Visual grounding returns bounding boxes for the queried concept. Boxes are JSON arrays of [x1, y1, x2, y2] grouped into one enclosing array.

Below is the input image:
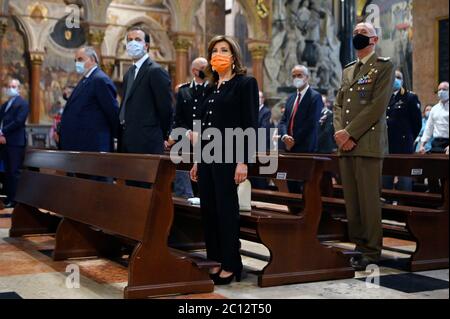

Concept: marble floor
[[0, 208, 448, 300]]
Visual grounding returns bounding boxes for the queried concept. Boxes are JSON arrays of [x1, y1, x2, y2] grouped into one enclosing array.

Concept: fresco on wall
[[365, 0, 414, 89], [1, 18, 30, 106]]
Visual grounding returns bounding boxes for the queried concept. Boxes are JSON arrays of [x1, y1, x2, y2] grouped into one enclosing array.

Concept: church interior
[[0, 0, 448, 301]]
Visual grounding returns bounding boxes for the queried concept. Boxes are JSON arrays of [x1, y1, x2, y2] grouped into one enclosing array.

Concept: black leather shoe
[[213, 270, 242, 286], [350, 256, 372, 271], [3, 202, 16, 209], [209, 270, 221, 280]]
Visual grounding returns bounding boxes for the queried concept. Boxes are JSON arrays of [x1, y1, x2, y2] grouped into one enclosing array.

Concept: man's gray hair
[[10, 78, 21, 88], [84, 46, 99, 64], [292, 65, 310, 77]]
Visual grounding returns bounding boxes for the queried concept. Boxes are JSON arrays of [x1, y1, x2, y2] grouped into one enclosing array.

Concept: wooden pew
[[253, 153, 449, 272], [9, 149, 216, 298], [172, 155, 355, 288]]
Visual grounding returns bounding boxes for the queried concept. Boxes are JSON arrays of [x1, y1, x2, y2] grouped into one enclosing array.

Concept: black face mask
[[353, 34, 373, 50], [198, 70, 206, 80]]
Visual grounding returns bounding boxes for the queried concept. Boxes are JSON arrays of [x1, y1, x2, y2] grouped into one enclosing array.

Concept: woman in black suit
[[190, 35, 259, 285]]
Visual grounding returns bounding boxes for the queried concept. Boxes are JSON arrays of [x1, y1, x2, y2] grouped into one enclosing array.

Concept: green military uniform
[[333, 52, 394, 262]]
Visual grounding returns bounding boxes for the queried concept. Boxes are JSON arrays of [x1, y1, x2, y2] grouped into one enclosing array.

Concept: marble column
[[0, 17, 7, 103], [172, 33, 194, 86], [248, 41, 269, 91], [339, 0, 356, 65], [29, 52, 44, 124], [86, 24, 106, 66]]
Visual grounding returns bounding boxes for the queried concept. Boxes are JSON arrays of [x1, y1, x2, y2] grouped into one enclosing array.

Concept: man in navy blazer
[[279, 65, 323, 153], [0, 79, 30, 208], [59, 47, 119, 153]]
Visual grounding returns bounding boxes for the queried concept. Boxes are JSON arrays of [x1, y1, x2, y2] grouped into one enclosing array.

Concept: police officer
[[174, 57, 208, 142], [172, 57, 208, 198], [383, 70, 422, 191], [334, 22, 394, 270]]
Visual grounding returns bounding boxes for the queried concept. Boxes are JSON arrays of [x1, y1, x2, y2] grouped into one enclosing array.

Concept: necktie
[[353, 61, 363, 80], [119, 65, 137, 124], [288, 93, 301, 137]]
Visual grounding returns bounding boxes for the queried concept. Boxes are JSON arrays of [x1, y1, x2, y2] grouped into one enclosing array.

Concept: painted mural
[[1, 17, 29, 105]]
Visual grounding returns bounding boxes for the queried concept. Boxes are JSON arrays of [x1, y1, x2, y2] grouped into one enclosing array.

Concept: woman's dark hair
[[205, 35, 247, 84]]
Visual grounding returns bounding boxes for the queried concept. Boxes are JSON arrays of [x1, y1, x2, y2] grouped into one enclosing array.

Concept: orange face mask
[[211, 54, 233, 73]]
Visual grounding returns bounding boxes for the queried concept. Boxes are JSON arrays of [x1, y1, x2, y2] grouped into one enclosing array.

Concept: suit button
[[193, 114, 196, 118], [194, 99, 198, 102], [387, 116, 390, 119], [346, 121, 349, 125], [208, 123, 212, 126], [193, 107, 196, 110], [372, 127, 375, 130], [350, 88, 353, 92], [347, 99, 351, 102], [346, 110, 350, 114], [209, 111, 212, 114]]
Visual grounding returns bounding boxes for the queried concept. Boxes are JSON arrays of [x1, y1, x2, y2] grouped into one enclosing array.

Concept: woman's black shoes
[[212, 270, 242, 285]]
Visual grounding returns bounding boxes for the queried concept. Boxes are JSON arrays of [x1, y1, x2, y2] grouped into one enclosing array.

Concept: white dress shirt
[[84, 65, 98, 78], [133, 53, 149, 79], [421, 100, 449, 142], [282, 85, 310, 140]]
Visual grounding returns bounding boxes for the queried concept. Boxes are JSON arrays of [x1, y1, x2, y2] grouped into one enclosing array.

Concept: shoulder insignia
[[344, 60, 357, 68], [377, 57, 391, 62]]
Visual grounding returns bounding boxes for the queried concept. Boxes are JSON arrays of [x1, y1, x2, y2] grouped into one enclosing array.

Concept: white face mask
[[6, 87, 19, 97], [438, 89, 449, 102], [293, 78, 305, 89], [126, 40, 146, 58]]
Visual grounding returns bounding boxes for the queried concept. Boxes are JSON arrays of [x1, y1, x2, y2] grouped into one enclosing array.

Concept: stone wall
[[412, 0, 449, 107]]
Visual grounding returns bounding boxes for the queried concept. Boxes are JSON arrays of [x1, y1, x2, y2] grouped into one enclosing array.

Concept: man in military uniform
[[174, 57, 208, 142], [171, 57, 208, 198], [333, 22, 395, 270], [383, 70, 422, 191]]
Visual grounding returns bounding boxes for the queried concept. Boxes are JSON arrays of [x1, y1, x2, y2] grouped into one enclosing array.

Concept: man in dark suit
[[279, 65, 323, 153], [258, 91, 272, 151], [383, 69, 422, 191], [317, 95, 337, 154], [0, 79, 29, 208], [119, 27, 173, 155], [278, 65, 323, 193], [59, 47, 119, 153]]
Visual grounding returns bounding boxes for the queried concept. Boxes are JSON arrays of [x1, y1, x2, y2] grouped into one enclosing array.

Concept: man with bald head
[[59, 46, 119, 153], [333, 22, 395, 270], [0, 79, 29, 208], [174, 57, 208, 139]]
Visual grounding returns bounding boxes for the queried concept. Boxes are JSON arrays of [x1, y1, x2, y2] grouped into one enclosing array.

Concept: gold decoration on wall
[[28, 2, 48, 23], [256, 0, 269, 19]]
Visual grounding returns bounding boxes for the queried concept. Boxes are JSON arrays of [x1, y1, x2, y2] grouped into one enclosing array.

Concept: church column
[[29, 51, 44, 124], [172, 33, 194, 86], [339, 0, 356, 65], [0, 17, 7, 102], [86, 24, 106, 66], [248, 41, 269, 91]]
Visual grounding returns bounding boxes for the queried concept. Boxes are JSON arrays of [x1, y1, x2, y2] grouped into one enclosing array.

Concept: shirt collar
[[134, 53, 149, 69], [298, 85, 310, 97], [84, 65, 98, 78], [358, 51, 375, 65], [259, 104, 265, 112]]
